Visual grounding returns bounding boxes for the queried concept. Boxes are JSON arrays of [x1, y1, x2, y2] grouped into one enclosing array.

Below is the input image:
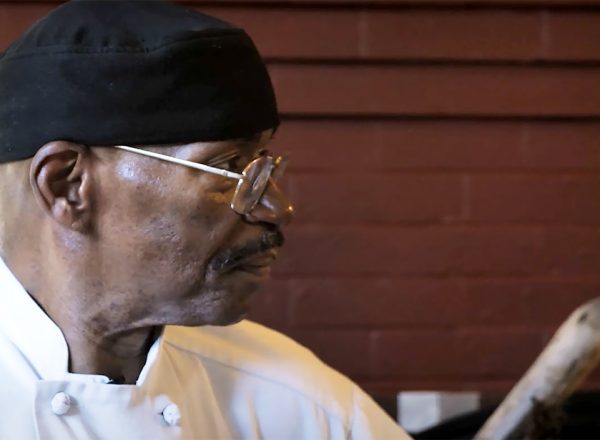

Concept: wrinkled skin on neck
[[0, 129, 292, 383]]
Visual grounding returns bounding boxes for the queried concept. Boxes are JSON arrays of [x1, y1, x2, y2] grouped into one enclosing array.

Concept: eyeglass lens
[[231, 155, 288, 214]]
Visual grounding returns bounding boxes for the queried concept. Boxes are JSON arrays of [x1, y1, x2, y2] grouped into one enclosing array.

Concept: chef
[[0, 1, 410, 438]]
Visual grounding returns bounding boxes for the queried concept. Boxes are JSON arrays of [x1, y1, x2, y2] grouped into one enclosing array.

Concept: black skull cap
[[0, 0, 279, 162]]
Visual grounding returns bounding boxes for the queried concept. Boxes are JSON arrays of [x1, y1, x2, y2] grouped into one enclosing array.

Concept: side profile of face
[[75, 128, 292, 331]]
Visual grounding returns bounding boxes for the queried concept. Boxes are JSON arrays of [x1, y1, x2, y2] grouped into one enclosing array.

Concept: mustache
[[208, 229, 285, 273]]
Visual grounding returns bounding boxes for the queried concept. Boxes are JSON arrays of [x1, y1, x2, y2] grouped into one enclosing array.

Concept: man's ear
[[29, 141, 93, 232]]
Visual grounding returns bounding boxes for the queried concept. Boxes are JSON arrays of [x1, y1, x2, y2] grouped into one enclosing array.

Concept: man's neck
[[63, 324, 161, 384], [4, 249, 160, 384]]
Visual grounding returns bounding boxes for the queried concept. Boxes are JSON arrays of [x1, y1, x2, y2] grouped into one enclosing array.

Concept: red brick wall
[[2, 0, 600, 396]]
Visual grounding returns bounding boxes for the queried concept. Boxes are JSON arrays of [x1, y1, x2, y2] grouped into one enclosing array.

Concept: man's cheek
[[206, 190, 232, 207]]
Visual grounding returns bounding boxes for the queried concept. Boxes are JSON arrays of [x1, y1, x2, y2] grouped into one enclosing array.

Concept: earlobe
[[30, 141, 93, 232]]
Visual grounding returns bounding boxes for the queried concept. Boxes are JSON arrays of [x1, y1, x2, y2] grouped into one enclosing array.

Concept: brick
[[379, 121, 600, 171], [199, 8, 544, 62], [201, 6, 360, 59], [465, 280, 600, 327], [284, 329, 373, 378], [0, 3, 54, 50], [278, 119, 600, 171], [270, 64, 600, 117], [457, 227, 600, 276], [246, 279, 290, 331], [276, 225, 465, 276], [275, 174, 294, 201], [365, 10, 541, 61], [457, 228, 545, 276], [277, 120, 381, 171], [277, 226, 600, 277], [288, 174, 464, 224], [470, 176, 600, 225], [519, 122, 600, 170], [545, 12, 600, 61], [457, 329, 548, 379], [376, 121, 526, 171], [540, 227, 600, 276], [288, 278, 465, 328], [372, 330, 463, 379]]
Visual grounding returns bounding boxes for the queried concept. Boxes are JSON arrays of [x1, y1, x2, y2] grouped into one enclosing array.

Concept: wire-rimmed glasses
[[113, 145, 288, 215]]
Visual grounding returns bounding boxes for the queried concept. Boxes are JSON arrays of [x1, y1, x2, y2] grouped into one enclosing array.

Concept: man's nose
[[243, 178, 293, 227]]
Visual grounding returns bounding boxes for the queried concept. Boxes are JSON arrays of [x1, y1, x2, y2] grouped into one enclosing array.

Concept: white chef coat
[[0, 258, 410, 440]]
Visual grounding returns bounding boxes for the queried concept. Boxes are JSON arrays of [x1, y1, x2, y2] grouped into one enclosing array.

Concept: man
[[0, 0, 410, 438]]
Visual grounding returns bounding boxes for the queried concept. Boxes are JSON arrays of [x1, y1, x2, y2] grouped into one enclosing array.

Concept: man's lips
[[208, 229, 284, 275], [235, 250, 277, 276]]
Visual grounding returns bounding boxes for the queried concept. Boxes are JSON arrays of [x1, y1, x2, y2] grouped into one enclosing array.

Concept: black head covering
[[0, 0, 279, 162]]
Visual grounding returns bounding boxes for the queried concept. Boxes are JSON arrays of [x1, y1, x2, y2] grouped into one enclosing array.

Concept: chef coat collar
[[0, 257, 158, 384]]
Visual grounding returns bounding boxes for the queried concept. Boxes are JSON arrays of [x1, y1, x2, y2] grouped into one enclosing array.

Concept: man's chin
[[211, 311, 248, 326], [214, 295, 253, 325], [175, 294, 252, 327]]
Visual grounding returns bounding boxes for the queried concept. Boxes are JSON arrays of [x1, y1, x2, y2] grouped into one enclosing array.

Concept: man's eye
[[224, 155, 242, 171], [209, 152, 242, 171]]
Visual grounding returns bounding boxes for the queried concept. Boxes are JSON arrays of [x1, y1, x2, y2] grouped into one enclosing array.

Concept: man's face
[[89, 129, 292, 329]]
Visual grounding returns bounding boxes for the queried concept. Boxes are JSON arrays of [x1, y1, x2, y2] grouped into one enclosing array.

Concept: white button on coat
[[162, 403, 181, 427], [51, 392, 71, 416]]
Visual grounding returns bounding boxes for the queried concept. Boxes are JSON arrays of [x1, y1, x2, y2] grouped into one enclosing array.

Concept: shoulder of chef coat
[[162, 320, 353, 411], [160, 320, 409, 439]]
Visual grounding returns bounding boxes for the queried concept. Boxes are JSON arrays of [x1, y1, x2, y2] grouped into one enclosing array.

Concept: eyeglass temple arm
[[113, 145, 244, 180]]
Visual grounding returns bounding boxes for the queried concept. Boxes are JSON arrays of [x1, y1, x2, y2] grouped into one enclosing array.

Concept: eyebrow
[[206, 150, 239, 166]]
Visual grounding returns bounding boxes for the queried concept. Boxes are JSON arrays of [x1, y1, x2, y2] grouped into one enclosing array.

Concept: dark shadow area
[[410, 392, 600, 440]]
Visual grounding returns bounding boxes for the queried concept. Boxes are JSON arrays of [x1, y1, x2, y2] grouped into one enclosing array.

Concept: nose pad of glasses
[[271, 154, 289, 181]]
